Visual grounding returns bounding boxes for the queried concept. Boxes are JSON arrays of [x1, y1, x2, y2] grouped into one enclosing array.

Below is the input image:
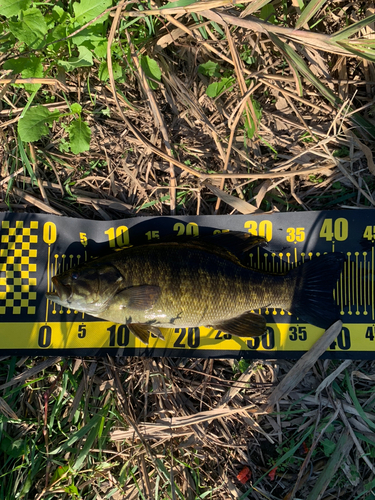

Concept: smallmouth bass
[[46, 232, 344, 345]]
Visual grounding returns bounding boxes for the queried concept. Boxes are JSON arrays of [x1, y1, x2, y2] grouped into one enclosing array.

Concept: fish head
[[46, 262, 123, 314]]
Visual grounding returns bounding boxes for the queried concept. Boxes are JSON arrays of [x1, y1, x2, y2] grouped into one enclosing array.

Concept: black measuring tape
[[0, 210, 373, 359]]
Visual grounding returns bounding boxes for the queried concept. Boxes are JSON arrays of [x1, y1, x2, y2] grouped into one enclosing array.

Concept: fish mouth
[[49, 276, 72, 303]]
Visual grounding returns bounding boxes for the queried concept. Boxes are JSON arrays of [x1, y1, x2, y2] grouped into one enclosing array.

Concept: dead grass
[[1, 0, 375, 498]]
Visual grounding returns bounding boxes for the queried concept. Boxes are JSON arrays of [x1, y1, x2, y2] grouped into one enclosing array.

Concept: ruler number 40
[[319, 218, 348, 241]]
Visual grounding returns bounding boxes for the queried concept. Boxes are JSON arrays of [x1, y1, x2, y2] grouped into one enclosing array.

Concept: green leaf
[[73, 0, 111, 26], [260, 3, 276, 24], [68, 118, 91, 154], [321, 438, 336, 457], [160, 0, 199, 8], [238, 359, 251, 373], [198, 61, 220, 77], [18, 105, 60, 142], [3, 56, 43, 91], [8, 8, 48, 49], [70, 103, 82, 115], [244, 97, 262, 140], [93, 40, 108, 58], [3, 56, 42, 76], [98, 60, 123, 82], [58, 46, 93, 70], [19, 470, 33, 497], [0, 0, 31, 18], [51, 4, 66, 22], [140, 55, 161, 90], [0, 438, 27, 457], [206, 77, 234, 98], [51, 465, 70, 483], [72, 24, 105, 47], [65, 484, 79, 495]]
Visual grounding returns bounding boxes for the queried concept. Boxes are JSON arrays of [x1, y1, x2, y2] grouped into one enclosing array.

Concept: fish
[[46, 232, 345, 345]]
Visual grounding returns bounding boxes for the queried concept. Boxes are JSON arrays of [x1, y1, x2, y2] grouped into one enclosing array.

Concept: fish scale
[[111, 245, 278, 325]]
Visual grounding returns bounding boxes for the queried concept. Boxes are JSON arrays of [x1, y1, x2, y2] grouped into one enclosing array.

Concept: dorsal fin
[[95, 231, 267, 266]]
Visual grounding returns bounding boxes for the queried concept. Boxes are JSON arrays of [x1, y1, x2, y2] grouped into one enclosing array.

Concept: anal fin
[[212, 312, 267, 338], [128, 324, 165, 344]]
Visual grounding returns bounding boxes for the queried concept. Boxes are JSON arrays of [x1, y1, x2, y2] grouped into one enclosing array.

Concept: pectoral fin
[[117, 285, 161, 310], [128, 324, 165, 344], [212, 312, 267, 338]]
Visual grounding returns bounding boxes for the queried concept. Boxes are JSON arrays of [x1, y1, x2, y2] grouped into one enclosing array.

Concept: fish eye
[[71, 271, 79, 280]]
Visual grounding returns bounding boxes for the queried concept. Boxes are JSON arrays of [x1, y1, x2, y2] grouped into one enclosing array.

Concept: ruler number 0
[[43, 222, 57, 245], [38, 326, 52, 348]]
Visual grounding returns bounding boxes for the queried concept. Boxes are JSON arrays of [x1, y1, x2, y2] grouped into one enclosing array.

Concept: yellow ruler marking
[[372, 246, 374, 321], [286, 252, 291, 270], [0, 322, 374, 353], [344, 258, 347, 309], [347, 253, 352, 316], [360, 257, 363, 309], [354, 252, 361, 316], [364, 253, 368, 316], [45, 245, 51, 323]]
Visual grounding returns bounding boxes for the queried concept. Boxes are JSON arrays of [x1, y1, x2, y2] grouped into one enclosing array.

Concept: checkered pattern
[[0, 220, 38, 315]]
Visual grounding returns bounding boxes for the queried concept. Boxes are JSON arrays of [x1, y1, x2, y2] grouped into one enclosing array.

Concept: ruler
[[0, 210, 374, 359]]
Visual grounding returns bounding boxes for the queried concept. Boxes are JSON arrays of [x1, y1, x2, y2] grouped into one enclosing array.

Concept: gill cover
[[47, 263, 124, 313]]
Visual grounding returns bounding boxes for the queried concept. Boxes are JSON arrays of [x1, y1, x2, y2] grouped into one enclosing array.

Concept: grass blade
[[49, 413, 103, 455], [336, 41, 375, 63], [240, 0, 273, 17], [268, 32, 375, 139], [295, 0, 329, 29], [330, 13, 375, 41]]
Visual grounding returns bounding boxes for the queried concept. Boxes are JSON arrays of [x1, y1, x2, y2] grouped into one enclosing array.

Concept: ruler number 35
[[286, 227, 305, 242], [289, 326, 307, 341]]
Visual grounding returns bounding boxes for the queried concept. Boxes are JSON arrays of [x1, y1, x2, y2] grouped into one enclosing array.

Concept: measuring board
[[0, 210, 374, 359]]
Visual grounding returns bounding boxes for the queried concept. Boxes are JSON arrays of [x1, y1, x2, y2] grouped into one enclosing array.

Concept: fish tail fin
[[288, 253, 344, 329]]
